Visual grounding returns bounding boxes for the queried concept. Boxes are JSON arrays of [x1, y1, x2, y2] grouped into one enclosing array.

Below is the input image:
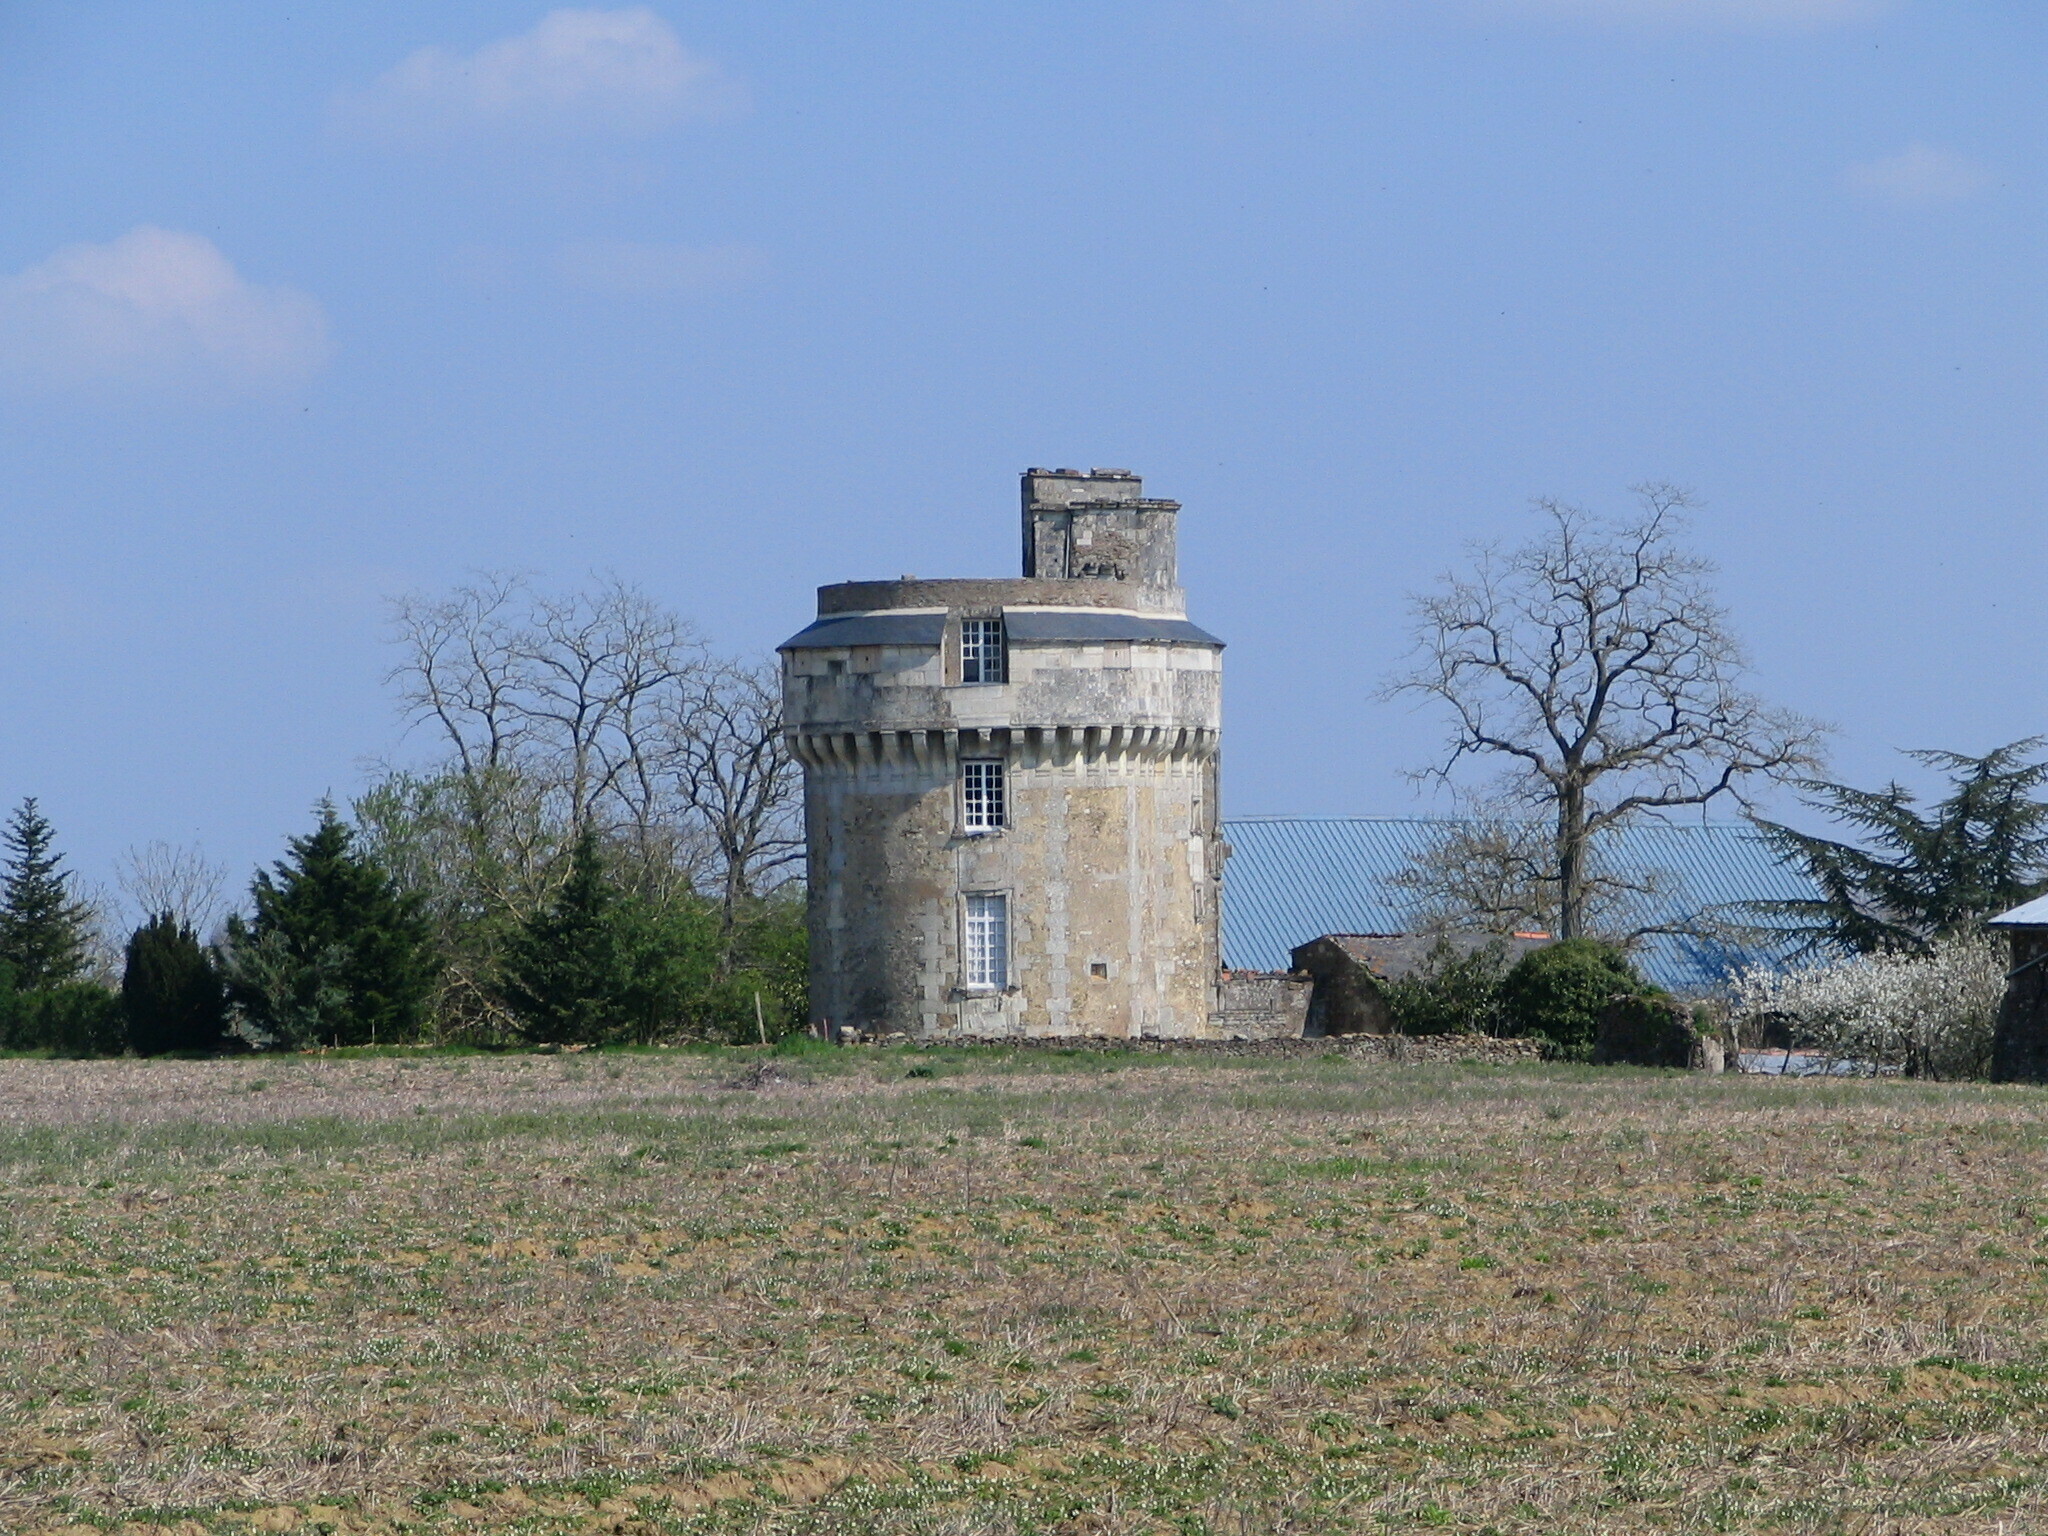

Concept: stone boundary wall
[[917, 1033, 1548, 1064], [1211, 971, 1313, 1041]]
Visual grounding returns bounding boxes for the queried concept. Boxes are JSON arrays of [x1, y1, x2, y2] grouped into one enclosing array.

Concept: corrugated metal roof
[[1989, 893, 2048, 927], [1218, 817, 1822, 993]]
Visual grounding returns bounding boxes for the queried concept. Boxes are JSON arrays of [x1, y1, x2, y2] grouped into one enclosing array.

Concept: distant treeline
[[0, 577, 808, 1056], [0, 794, 806, 1058]]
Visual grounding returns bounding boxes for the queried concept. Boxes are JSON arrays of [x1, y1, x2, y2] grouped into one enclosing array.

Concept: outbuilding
[[1988, 895, 2048, 1083], [1288, 933, 1551, 1037]]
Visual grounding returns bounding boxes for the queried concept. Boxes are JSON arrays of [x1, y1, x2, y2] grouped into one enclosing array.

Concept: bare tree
[[385, 575, 563, 912], [385, 574, 712, 899], [1391, 809, 1558, 936], [1385, 485, 1826, 939], [514, 579, 703, 837], [115, 841, 230, 939], [661, 658, 804, 930], [383, 575, 799, 921], [386, 572, 533, 780], [1389, 804, 1673, 942]]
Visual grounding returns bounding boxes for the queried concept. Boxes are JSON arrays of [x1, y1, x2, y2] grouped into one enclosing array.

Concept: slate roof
[[779, 612, 948, 650], [1219, 817, 1822, 993], [1003, 612, 1224, 647], [780, 609, 1224, 650]]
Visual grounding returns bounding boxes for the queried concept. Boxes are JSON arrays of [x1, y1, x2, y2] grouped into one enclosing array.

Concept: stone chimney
[[1020, 467, 1181, 593]]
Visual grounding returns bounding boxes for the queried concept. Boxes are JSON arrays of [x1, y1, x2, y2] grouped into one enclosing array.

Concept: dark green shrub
[[122, 913, 227, 1055], [1381, 939, 1512, 1036], [502, 833, 703, 1046], [1593, 993, 1697, 1068], [1500, 939, 1648, 1061], [0, 960, 19, 1049], [503, 832, 810, 1047], [9, 982, 126, 1056], [702, 891, 809, 1043]]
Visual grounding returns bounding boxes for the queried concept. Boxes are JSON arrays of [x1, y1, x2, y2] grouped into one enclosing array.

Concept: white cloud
[[553, 240, 763, 296], [1844, 143, 1992, 205], [335, 8, 745, 143], [0, 227, 329, 392]]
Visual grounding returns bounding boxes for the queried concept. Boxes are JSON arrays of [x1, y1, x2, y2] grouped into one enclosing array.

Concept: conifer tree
[[122, 913, 226, 1055], [223, 804, 437, 1048], [1752, 739, 2048, 955], [0, 798, 94, 990], [0, 959, 21, 1049], [501, 831, 653, 1046]]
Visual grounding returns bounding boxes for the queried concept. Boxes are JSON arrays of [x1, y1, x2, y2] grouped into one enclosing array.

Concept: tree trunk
[[1556, 783, 1587, 940]]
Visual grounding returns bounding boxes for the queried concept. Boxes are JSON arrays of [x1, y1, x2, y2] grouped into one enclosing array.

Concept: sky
[[1, 0, 2045, 907]]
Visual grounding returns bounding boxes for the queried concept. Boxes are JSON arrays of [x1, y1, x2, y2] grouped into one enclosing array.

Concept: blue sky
[[1, 0, 2043, 897]]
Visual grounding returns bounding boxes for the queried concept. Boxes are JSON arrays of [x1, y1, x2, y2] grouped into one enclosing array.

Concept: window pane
[[962, 618, 1005, 684], [962, 760, 1005, 829], [965, 893, 1008, 988]]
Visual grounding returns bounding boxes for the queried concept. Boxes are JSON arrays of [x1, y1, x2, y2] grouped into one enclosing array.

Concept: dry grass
[[3, 1048, 2047, 1534]]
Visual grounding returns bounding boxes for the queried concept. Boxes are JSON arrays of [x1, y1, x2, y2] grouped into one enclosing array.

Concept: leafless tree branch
[[1383, 485, 1828, 938], [380, 575, 801, 928]]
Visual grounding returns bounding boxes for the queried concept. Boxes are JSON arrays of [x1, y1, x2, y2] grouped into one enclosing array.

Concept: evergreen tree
[[501, 832, 660, 1045], [0, 798, 94, 990], [223, 804, 437, 1048], [0, 959, 20, 1050], [1752, 739, 2048, 956], [122, 913, 226, 1055]]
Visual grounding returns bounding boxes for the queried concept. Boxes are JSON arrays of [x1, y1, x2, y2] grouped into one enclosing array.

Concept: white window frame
[[960, 617, 1006, 685], [960, 759, 1006, 832], [962, 892, 1010, 990]]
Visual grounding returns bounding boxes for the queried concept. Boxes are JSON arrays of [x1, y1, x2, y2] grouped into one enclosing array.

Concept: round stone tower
[[780, 468, 1224, 1040]]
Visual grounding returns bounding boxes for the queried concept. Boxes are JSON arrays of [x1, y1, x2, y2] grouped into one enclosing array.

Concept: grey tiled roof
[[779, 612, 948, 650]]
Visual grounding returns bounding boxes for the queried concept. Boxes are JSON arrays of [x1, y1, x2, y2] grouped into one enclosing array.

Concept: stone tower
[[780, 468, 1224, 1039]]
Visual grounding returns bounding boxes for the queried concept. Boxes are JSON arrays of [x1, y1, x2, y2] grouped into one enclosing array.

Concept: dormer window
[[961, 618, 1006, 684]]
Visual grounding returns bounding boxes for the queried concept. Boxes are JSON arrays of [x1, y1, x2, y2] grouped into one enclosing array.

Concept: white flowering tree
[[1729, 932, 2004, 1079]]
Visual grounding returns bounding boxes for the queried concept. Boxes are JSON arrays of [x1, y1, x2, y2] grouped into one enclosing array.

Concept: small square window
[[962, 760, 1006, 831], [961, 618, 1006, 684], [964, 893, 1009, 989]]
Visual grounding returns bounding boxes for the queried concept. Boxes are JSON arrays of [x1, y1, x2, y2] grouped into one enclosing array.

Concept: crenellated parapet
[[788, 723, 1221, 775]]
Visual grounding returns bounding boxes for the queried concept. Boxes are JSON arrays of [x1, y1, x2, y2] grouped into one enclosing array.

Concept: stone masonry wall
[[919, 1033, 1550, 1064], [1212, 972, 1312, 1040], [803, 747, 1218, 1039]]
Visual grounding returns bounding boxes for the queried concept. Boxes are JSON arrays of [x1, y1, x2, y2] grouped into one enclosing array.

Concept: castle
[[779, 469, 1226, 1039]]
